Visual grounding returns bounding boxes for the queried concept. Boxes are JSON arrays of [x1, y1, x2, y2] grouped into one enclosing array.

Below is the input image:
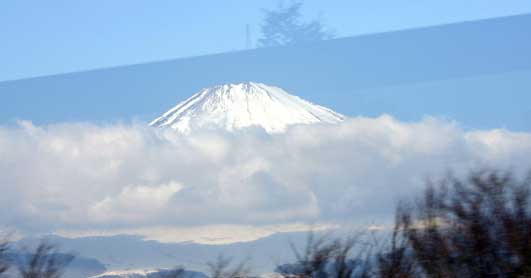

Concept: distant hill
[[3, 251, 106, 278], [18, 232, 315, 274], [92, 268, 207, 278]]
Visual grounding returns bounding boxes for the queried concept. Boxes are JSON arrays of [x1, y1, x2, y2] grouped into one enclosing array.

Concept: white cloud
[[0, 116, 530, 242], [89, 181, 182, 223]]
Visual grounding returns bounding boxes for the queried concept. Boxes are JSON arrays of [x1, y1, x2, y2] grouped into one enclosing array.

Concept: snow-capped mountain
[[91, 269, 206, 278], [150, 82, 344, 134]]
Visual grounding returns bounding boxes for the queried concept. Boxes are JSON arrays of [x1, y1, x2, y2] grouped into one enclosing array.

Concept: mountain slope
[[91, 269, 207, 278], [150, 82, 344, 133], [29, 232, 314, 274]]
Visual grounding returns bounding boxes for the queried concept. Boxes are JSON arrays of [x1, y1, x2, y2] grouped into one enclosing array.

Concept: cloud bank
[[1, 116, 531, 242]]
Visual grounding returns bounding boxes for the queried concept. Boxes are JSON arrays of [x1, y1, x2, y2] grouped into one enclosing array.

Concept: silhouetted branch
[[395, 169, 531, 277], [17, 241, 73, 278], [277, 232, 373, 278], [0, 240, 9, 277], [207, 255, 250, 278]]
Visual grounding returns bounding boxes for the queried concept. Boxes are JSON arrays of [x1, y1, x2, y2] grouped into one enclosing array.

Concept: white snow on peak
[[150, 82, 344, 134], [90, 269, 160, 278]]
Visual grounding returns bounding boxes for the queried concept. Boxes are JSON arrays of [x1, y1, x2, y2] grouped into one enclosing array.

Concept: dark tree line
[[379, 170, 531, 278], [275, 169, 531, 278]]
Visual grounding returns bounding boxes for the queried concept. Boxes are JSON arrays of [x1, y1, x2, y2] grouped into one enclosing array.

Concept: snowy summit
[[150, 82, 344, 133]]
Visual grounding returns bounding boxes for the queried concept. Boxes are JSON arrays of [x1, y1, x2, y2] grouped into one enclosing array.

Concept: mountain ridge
[[150, 82, 344, 134]]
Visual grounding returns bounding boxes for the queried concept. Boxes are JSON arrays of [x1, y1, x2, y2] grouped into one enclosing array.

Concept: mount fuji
[[150, 82, 344, 133]]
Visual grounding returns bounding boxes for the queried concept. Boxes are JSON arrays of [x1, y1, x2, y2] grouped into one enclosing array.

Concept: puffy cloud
[[0, 116, 530, 241], [89, 181, 182, 223]]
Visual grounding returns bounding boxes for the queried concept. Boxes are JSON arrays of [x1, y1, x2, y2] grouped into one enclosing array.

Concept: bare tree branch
[[17, 241, 73, 278], [207, 255, 250, 278]]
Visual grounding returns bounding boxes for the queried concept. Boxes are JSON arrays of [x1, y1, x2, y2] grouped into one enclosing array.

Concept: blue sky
[[1, 12, 530, 130], [1, 0, 531, 82]]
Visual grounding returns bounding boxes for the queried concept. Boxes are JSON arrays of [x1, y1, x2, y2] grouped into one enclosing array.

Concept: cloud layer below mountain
[[1, 115, 530, 242]]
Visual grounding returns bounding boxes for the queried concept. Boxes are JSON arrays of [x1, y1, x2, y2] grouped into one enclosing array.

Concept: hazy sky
[[1, 0, 531, 81], [1, 1, 531, 243]]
